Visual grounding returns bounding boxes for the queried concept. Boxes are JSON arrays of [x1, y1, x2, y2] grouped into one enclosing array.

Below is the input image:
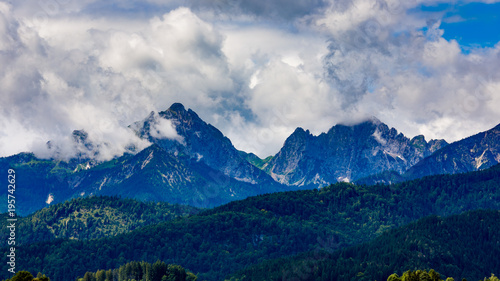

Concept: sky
[[0, 0, 500, 159]]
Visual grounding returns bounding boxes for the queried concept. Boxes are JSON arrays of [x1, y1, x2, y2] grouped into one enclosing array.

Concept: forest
[[226, 210, 500, 281], [1, 165, 500, 281], [0, 196, 199, 245]]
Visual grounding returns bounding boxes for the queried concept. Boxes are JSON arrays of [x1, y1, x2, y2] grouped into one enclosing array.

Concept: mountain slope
[[4, 165, 500, 281], [227, 210, 500, 281], [238, 151, 273, 169], [405, 123, 500, 179], [0, 196, 199, 246], [132, 103, 277, 185], [265, 118, 447, 186], [0, 143, 288, 215]]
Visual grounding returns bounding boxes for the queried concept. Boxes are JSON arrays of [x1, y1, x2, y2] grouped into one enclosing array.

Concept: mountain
[[4, 165, 500, 281], [0, 142, 288, 215], [131, 103, 276, 185], [227, 210, 500, 281], [264, 118, 448, 186], [0, 103, 291, 216], [0, 196, 199, 246], [404, 123, 500, 179]]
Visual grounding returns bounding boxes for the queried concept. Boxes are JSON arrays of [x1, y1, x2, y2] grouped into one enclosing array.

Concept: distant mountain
[[5, 164, 500, 281], [404, 123, 500, 179], [227, 209, 500, 281], [264, 118, 447, 186], [131, 103, 276, 185], [0, 196, 199, 246], [0, 104, 290, 215], [3, 102, 499, 215], [0, 143, 288, 215]]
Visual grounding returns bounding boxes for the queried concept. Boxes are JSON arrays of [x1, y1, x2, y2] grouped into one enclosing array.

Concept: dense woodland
[[227, 210, 500, 281], [0, 196, 199, 245], [1, 165, 500, 281]]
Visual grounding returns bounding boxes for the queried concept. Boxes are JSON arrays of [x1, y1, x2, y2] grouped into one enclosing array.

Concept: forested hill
[[2, 165, 500, 281], [0, 196, 199, 245], [227, 210, 500, 281]]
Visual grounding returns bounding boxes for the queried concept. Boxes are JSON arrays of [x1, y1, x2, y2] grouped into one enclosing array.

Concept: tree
[[95, 270, 105, 281], [11, 271, 34, 281], [388, 273, 401, 281], [484, 274, 499, 281], [429, 269, 441, 281], [164, 265, 187, 281]]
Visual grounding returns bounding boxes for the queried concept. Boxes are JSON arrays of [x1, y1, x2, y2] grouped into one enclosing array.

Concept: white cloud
[[1, 0, 500, 161], [148, 112, 184, 143], [0, 5, 233, 160]]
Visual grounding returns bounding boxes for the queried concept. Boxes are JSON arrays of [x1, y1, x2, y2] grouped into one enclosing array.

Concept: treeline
[[76, 261, 196, 281], [2, 271, 50, 281], [0, 196, 199, 245], [226, 210, 500, 281], [2, 166, 500, 281], [387, 270, 499, 281]]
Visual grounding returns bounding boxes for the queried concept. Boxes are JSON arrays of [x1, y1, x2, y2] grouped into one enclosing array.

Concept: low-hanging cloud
[[0, 4, 233, 160]]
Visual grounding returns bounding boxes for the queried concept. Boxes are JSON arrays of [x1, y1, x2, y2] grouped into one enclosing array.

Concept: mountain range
[[2, 102, 500, 215], [263, 118, 448, 185], [3, 164, 500, 281]]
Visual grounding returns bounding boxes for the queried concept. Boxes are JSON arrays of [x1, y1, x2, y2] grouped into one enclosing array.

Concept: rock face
[[131, 103, 276, 185], [264, 118, 448, 186], [404, 123, 500, 179]]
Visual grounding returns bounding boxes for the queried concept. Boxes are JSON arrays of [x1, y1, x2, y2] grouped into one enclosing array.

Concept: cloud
[[0, 5, 233, 160], [1, 0, 500, 160], [148, 112, 184, 143], [188, 0, 328, 21]]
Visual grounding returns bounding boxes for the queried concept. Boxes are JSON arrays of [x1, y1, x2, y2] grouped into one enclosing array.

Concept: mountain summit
[[132, 103, 276, 185], [264, 119, 448, 186], [404, 122, 500, 179]]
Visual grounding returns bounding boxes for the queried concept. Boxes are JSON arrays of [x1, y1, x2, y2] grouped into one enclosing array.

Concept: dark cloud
[[188, 0, 329, 21]]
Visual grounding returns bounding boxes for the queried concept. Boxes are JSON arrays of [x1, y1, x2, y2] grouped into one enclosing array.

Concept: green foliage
[[10, 271, 33, 281], [2, 271, 50, 281], [238, 151, 273, 170], [228, 210, 500, 281], [0, 196, 199, 245], [484, 274, 500, 281], [3, 166, 500, 281], [75, 261, 195, 281]]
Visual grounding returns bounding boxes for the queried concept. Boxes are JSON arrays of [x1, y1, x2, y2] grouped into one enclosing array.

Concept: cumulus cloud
[[1, 0, 500, 160], [0, 4, 233, 160]]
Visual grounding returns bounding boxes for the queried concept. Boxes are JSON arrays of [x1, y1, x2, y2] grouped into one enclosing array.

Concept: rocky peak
[[266, 118, 450, 186], [493, 123, 500, 131], [285, 128, 312, 144], [168, 102, 186, 113], [161, 103, 200, 122], [405, 122, 500, 179], [132, 103, 277, 185]]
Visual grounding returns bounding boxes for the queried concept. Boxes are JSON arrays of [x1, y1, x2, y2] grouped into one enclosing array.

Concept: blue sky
[[417, 2, 500, 48]]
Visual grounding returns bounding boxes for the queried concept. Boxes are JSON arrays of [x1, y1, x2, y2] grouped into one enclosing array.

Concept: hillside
[[3, 165, 500, 281], [0, 196, 199, 246], [227, 210, 500, 281]]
